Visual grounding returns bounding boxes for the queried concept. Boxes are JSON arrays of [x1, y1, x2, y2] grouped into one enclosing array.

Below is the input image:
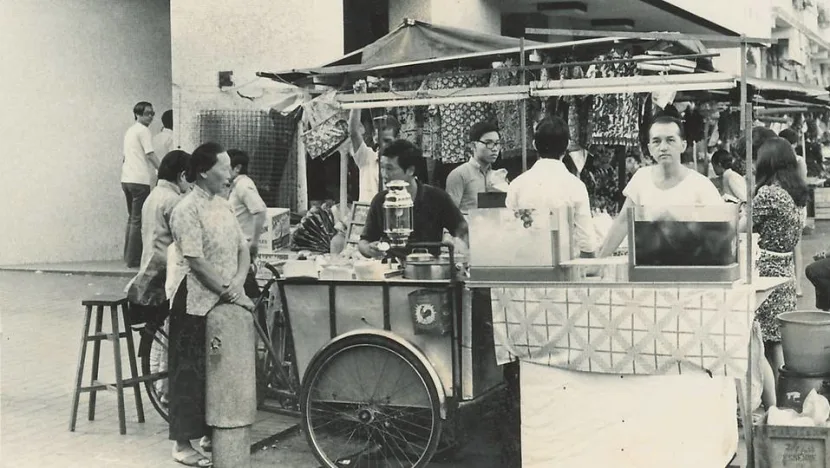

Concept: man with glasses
[[121, 101, 161, 267], [445, 121, 502, 213]]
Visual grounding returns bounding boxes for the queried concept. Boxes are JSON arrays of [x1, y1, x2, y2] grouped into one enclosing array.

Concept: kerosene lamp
[[379, 180, 414, 259]]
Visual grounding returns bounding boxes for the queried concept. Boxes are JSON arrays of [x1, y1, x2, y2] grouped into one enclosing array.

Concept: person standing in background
[[153, 111, 174, 166], [347, 109, 428, 202], [228, 149, 267, 298], [445, 121, 501, 214], [122, 101, 161, 268], [779, 128, 808, 297], [710, 149, 747, 204]]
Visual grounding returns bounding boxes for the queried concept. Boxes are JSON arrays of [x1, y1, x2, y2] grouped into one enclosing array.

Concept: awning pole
[[740, 36, 756, 468], [521, 37, 528, 173]]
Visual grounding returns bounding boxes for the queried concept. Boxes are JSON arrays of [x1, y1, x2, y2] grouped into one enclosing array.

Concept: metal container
[[778, 310, 830, 375], [776, 365, 830, 412], [404, 249, 451, 280]]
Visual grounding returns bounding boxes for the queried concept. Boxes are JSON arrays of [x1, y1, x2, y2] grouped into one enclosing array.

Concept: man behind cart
[[358, 139, 468, 259]]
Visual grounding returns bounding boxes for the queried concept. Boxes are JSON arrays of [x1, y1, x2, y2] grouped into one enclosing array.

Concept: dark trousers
[[122, 183, 151, 267], [168, 280, 210, 441], [502, 360, 522, 467], [806, 257, 830, 310]]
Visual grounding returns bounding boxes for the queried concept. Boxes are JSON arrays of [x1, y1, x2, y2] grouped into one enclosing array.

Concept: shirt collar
[[532, 158, 567, 171], [468, 157, 490, 173], [193, 184, 214, 200], [157, 179, 181, 194], [231, 174, 248, 190]]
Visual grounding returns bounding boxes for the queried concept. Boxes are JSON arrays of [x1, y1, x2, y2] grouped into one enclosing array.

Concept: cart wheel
[[300, 334, 443, 468]]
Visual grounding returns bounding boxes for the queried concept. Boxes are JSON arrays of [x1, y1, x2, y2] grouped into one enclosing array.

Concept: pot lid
[[406, 250, 450, 264]]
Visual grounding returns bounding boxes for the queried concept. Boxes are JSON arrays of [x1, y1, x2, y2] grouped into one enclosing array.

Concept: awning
[[746, 77, 829, 97]]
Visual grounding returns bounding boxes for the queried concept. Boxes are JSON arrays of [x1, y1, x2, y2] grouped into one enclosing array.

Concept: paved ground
[[3, 221, 829, 467]]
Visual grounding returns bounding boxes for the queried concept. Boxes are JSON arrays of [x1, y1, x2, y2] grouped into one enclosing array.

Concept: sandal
[[173, 448, 212, 467], [199, 436, 212, 453]]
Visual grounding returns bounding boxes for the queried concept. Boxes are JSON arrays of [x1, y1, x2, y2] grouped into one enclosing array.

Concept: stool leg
[[110, 305, 127, 435], [88, 306, 104, 421], [120, 304, 145, 423], [69, 305, 93, 431]]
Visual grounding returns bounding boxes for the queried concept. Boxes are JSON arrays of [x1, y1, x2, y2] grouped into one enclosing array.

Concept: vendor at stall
[[358, 139, 468, 259], [597, 114, 723, 257], [506, 116, 597, 257], [445, 121, 501, 213]]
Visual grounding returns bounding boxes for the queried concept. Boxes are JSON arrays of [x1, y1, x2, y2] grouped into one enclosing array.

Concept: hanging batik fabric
[[581, 146, 620, 216], [489, 59, 533, 159], [586, 50, 640, 147], [425, 70, 495, 164], [388, 78, 422, 148]]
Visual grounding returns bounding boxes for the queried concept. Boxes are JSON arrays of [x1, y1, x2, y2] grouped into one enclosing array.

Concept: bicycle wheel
[[255, 284, 299, 408], [140, 319, 169, 422], [301, 334, 442, 468]]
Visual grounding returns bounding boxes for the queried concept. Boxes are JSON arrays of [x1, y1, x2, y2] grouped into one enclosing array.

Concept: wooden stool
[[69, 294, 144, 435]]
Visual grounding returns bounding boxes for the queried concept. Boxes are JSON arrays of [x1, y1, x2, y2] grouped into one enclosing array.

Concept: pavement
[[2, 221, 829, 467]]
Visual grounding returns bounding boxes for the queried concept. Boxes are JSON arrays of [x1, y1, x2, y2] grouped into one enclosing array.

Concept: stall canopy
[[261, 18, 716, 85]]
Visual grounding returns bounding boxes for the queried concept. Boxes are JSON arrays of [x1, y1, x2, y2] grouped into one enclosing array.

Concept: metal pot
[[404, 249, 451, 280], [439, 251, 468, 280]]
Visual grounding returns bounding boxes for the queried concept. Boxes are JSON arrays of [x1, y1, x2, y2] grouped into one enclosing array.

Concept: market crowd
[[121, 92, 828, 466]]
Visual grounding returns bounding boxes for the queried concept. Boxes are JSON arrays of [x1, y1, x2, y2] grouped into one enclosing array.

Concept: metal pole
[[520, 37, 528, 173], [740, 37, 755, 468]]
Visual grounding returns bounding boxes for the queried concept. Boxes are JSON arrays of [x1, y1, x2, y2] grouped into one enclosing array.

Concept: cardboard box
[[253, 251, 296, 281], [754, 420, 830, 468], [258, 208, 291, 253]]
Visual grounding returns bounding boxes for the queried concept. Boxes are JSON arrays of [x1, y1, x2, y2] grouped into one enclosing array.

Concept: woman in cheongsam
[[748, 137, 809, 387], [168, 142, 253, 467]]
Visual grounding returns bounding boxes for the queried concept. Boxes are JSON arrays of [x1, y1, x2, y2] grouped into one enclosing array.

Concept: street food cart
[[257, 24, 790, 468]]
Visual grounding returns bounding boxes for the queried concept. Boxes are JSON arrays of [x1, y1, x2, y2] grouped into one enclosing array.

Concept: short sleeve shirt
[[121, 122, 155, 185], [623, 166, 723, 208], [361, 182, 465, 254], [445, 159, 494, 213], [229, 175, 267, 242], [170, 185, 246, 316], [351, 142, 380, 203]]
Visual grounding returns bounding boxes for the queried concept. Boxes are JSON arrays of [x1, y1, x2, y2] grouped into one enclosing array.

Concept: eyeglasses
[[143, 111, 155, 116], [476, 140, 502, 149]]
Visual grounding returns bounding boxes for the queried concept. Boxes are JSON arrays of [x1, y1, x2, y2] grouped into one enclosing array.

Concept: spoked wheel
[[301, 334, 443, 468], [255, 286, 299, 409], [140, 318, 169, 422]]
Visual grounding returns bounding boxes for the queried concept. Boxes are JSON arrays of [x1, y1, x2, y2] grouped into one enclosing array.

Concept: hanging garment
[[489, 59, 532, 159], [388, 78, 423, 148], [425, 70, 496, 164], [585, 50, 640, 148], [581, 146, 620, 216]]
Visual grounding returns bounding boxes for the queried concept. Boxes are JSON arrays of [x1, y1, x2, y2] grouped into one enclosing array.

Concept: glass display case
[[467, 207, 575, 281], [627, 204, 740, 282]]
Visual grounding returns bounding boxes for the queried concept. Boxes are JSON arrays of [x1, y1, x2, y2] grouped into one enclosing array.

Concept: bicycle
[[134, 262, 299, 422]]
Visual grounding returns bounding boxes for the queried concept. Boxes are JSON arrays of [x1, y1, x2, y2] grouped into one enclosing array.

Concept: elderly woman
[[168, 142, 253, 467]]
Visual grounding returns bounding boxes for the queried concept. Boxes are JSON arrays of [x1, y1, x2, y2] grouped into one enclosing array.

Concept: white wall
[[663, 0, 773, 37], [0, 0, 172, 265], [171, 0, 344, 152], [390, 0, 501, 34]]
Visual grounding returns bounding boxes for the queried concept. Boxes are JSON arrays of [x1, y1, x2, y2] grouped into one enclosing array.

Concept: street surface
[[2, 221, 828, 467]]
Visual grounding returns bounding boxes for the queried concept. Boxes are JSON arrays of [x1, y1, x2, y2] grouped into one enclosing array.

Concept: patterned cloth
[[753, 184, 804, 342], [585, 50, 640, 148], [489, 285, 755, 376], [170, 185, 247, 316], [489, 60, 533, 159], [425, 71, 495, 164]]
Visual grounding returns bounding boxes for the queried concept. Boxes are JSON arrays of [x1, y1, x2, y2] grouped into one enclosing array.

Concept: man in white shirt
[[153, 110, 174, 160], [710, 149, 747, 203], [506, 116, 598, 257], [228, 149, 267, 298], [122, 101, 161, 267], [347, 109, 399, 202]]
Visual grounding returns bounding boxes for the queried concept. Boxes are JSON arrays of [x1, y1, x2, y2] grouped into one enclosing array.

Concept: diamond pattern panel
[[490, 285, 756, 376]]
